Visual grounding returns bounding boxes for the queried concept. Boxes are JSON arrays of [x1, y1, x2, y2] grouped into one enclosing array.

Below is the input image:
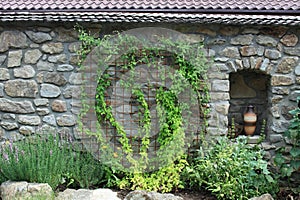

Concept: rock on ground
[[0, 181, 53, 200], [249, 193, 274, 200], [124, 190, 183, 200], [0, 181, 121, 200], [56, 188, 121, 200]]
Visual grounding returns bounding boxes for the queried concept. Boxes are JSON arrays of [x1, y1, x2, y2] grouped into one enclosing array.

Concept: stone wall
[[0, 22, 299, 159]]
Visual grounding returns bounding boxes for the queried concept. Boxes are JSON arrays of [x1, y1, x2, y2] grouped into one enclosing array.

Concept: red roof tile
[[0, 0, 299, 25], [0, 0, 299, 11]]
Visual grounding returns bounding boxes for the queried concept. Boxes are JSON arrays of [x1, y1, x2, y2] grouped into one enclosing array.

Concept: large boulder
[[0, 181, 53, 200], [124, 190, 183, 200], [55, 188, 121, 200]]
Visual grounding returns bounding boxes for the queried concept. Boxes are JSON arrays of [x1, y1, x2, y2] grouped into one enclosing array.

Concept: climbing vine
[[76, 25, 210, 191]]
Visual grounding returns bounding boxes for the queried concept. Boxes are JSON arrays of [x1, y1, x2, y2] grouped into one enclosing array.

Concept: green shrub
[[183, 137, 278, 199], [275, 96, 300, 178], [116, 156, 187, 193], [0, 134, 106, 190]]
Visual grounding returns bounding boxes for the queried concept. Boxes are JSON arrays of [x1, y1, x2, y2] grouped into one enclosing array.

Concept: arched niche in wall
[[229, 70, 270, 136]]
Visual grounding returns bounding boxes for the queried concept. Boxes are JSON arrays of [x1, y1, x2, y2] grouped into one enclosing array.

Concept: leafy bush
[[0, 134, 106, 190], [275, 96, 300, 178], [183, 137, 278, 199], [116, 156, 187, 193]]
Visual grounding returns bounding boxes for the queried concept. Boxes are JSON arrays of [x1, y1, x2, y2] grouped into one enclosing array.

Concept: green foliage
[[275, 96, 300, 178], [0, 134, 106, 190], [76, 24, 210, 192], [183, 137, 278, 199], [117, 157, 188, 193]]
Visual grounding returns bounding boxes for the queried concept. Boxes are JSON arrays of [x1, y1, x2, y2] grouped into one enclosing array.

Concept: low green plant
[[0, 134, 106, 190], [183, 137, 278, 199], [274, 96, 300, 179], [117, 156, 188, 193]]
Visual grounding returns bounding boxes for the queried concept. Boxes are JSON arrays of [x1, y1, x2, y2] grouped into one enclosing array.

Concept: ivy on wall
[[76, 25, 210, 191]]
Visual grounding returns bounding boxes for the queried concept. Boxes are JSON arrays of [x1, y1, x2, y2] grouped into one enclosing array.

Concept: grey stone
[[13, 65, 35, 78], [210, 63, 228, 72], [25, 31, 52, 43], [24, 49, 42, 64], [4, 131, 25, 141], [124, 190, 183, 200], [57, 64, 74, 72], [284, 47, 300, 56], [37, 108, 50, 116], [55, 27, 78, 42], [220, 26, 239, 36], [51, 100, 67, 112], [261, 142, 276, 150], [211, 80, 230, 92], [277, 57, 298, 74], [270, 134, 283, 143], [0, 31, 28, 52], [271, 106, 280, 118], [69, 54, 80, 65], [249, 194, 274, 200], [264, 49, 281, 60], [207, 38, 227, 45], [257, 46, 265, 56], [185, 34, 205, 43], [36, 72, 44, 83], [7, 50, 22, 67], [0, 181, 53, 200], [240, 46, 257, 56], [214, 57, 229, 62], [68, 42, 81, 53], [55, 188, 121, 200], [19, 126, 35, 135], [56, 115, 76, 127], [242, 57, 250, 69], [0, 98, 34, 113], [37, 60, 55, 71], [36, 124, 57, 135], [2, 113, 15, 120], [242, 28, 260, 34], [281, 105, 295, 120], [219, 47, 240, 58], [295, 64, 300, 75], [63, 86, 81, 99], [260, 58, 270, 72], [44, 72, 67, 86], [40, 83, 61, 98], [230, 34, 253, 45], [0, 83, 3, 97], [271, 120, 289, 134], [18, 115, 41, 126], [271, 95, 283, 104], [271, 75, 294, 86], [69, 73, 84, 85], [43, 114, 57, 126], [214, 102, 230, 115], [210, 92, 230, 101], [0, 68, 9, 80], [0, 122, 19, 130], [4, 80, 38, 98], [272, 87, 289, 95], [34, 98, 49, 106], [289, 91, 300, 102], [41, 42, 64, 54], [256, 36, 278, 47], [48, 54, 67, 63], [280, 34, 298, 47], [0, 55, 7, 65]]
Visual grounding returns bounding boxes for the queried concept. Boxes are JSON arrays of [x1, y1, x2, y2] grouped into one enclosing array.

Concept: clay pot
[[244, 105, 257, 136]]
